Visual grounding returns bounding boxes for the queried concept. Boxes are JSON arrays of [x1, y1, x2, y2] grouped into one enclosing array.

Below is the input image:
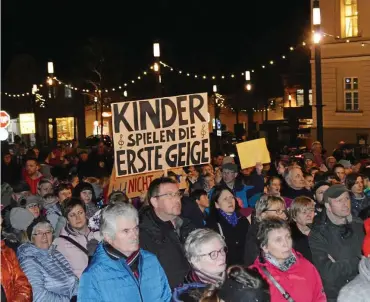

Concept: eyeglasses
[[154, 191, 183, 199], [198, 247, 228, 260], [27, 203, 39, 209], [263, 209, 287, 215], [33, 231, 52, 237]]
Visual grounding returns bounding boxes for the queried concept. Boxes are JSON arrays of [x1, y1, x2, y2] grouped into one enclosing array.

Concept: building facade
[[311, 0, 370, 152]]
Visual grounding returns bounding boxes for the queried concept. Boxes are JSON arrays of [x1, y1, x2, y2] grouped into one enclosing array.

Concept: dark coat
[[281, 186, 314, 200], [181, 197, 206, 229], [206, 210, 249, 265], [139, 206, 195, 289], [290, 222, 312, 263], [309, 212, 365, 301], [243, 221, 260, 266], [1, 160, 21, 185], [350, 193, 370, 218]]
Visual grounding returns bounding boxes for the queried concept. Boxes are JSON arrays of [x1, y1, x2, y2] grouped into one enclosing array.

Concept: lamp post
[[245, 70, 254, 140], [313, 0, 324, 144], [153, 42, 162, 96]]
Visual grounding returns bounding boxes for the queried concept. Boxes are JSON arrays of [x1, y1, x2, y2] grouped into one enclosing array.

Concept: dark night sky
[[1, 0, 311, 97]]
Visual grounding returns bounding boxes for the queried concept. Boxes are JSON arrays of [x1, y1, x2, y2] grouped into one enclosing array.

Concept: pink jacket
[[53, 226, 96, 278], [250, 251, 326, 302]]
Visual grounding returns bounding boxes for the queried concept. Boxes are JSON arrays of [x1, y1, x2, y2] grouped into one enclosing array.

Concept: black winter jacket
[[139, 206, 195, 289], [309, 213, 364, 301], [290, 222, 312, 263], [243, 221, 260, 266], [206, 211, 249, 266]]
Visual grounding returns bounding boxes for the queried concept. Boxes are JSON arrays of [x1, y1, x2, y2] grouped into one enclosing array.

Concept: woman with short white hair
[[17, 221, 79, 301], [172, 228, 227, 301]]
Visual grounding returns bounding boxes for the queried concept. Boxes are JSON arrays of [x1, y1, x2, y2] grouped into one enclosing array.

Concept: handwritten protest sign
[[236, 138, 271, 169], [108, 167, 188, 198], [111, 93, 210, 177]]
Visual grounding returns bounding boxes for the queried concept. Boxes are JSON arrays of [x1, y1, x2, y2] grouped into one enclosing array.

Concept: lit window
[[308, 89, 313, 106], [343, 0, 358, 38], [65, 86, 72, 98], [56, 117, 75, 141], [344, 77, 359, 111], [296, 89, 304, 107]]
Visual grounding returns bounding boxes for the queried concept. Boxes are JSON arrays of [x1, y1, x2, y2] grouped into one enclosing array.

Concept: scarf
[[219, 209, 238, 227], [188, 268, 225, 287], [264, 252, 297, 272], [104, 243, 140, 279]]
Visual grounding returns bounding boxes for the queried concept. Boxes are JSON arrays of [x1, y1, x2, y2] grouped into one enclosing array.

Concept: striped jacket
[[17, 242, 78, 302]]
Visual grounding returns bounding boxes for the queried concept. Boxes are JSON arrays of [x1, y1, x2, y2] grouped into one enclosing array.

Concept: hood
[[17, 242, 53, 261], [359, 257, 370, 281]]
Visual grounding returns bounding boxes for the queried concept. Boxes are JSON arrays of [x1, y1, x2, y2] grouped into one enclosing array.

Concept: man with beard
[[309, 185, 364, 302], [78, 202, 171, 301], [139, 177, 195, 288]]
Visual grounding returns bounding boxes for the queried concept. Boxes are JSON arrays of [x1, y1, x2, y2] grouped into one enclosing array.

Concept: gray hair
[[284, 167, 302, 185], [184, 228, 225, 262], [100, 203, 138, 241], [255, 195, 285, 221], [31, 221, 53, 243], [31, 221, 53, 235]]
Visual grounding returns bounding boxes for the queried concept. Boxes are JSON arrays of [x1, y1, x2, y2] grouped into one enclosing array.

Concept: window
[[309, 89, 313, 106], [65, 86, 72, 98], [56, 117, 75, 141], [344, 77, 359, 111], [296, 89, 304, 107], [343, 0, 358, 37]]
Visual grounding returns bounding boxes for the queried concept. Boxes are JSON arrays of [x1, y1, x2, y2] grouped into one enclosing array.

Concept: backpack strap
[[59, 235, 88, 256], [217, 223, 225, 239], [260, 266, 295, 302]]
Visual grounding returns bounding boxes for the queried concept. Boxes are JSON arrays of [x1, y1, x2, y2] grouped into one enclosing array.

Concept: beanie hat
[[222, 163, 238, 173], [10, 207, 35, 231], [20, 195, 43, 208], [222, 156, 235, 165], [12, 181, 31, 194]]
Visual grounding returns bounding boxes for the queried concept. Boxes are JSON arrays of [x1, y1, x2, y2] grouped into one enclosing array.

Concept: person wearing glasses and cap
[[139, 177, 196, 289], [172, 228, 227, 301], [309, 184, 365, 302]]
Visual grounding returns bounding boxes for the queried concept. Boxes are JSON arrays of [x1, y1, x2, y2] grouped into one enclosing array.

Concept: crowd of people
[[1, 138, 370, 302]]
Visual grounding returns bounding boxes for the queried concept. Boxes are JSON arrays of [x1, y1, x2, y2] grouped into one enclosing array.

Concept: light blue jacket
[[17, 242, 78, 302], [78, 243, 171, 302]]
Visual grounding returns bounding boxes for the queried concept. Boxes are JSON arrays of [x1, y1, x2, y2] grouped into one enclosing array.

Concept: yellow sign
[[19, 113, 36, 134], [236, 138, 271, 169], [108, 167, 187, 198]]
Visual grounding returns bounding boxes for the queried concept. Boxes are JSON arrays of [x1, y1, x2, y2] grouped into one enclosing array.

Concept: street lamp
[[313, 0, 324, 144], [153, 42, 162, 96]]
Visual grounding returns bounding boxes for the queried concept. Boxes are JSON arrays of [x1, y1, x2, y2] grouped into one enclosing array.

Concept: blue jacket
[[17, 242, 78, 302], [208, 182, 254, 208], [78, 243, 171, 302]]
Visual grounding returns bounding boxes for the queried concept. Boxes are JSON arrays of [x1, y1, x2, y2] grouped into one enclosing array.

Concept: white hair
[[184, 228, 225, 261], [31, 221, 53, 236], [100, 203, 138, 241], [284, 167, 302, 186]]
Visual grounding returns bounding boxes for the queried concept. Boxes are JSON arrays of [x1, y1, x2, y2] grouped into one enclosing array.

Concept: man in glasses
[[139, 177, 196, 288], [309, 184, 365, 302]]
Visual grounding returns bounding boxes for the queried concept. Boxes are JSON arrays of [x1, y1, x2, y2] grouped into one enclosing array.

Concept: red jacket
[[250, 250, 326, 302], [0, 241, 32, 301], [23, 170, 43, 195], [363, 218, 370, 256]]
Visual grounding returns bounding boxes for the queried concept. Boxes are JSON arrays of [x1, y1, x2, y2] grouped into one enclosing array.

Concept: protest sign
[[236, 138, 271, 169], [108, 167, 188, 198], [111, 93, 210, 177]]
